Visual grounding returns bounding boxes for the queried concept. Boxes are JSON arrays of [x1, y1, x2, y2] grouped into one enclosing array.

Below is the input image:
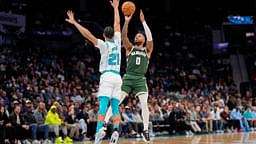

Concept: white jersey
[[95, 32, 121, 74]]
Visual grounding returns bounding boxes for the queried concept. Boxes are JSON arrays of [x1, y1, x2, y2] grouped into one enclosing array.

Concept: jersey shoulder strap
[[127, 46, 135, 56], [142, 47, 150, 58]]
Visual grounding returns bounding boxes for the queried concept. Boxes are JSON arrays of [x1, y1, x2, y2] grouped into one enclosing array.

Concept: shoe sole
[[110, 132, 119, 144], [94, 131, 106, 144], [142, 134, 150, 144]]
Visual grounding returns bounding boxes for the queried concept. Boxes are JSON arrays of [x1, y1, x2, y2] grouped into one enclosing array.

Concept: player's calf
[[95, 96, 110, 144], [110, 98, 121, 144]]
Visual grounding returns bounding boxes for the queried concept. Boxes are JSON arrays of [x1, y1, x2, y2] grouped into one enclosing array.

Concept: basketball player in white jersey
[[65, 0, 121, 144]]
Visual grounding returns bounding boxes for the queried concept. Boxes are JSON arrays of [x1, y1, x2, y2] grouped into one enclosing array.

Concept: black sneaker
[[142, 130, 150, 143]]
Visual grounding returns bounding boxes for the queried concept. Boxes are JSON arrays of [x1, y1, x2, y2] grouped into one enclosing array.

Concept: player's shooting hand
[[140, 10, 145, 23], [110, 0, 119, 9], [65, 10, 76, 25], [125, 14, 133, 22]]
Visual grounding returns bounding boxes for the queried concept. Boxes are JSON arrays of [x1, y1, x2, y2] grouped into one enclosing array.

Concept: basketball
[[121, 1, 136, 16]]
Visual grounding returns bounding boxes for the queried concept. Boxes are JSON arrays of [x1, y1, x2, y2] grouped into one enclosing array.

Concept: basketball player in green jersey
[[105, 10, 153, 143]]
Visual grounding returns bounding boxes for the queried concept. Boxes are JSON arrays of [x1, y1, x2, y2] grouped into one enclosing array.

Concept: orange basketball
[[121, 1, 136, 16]]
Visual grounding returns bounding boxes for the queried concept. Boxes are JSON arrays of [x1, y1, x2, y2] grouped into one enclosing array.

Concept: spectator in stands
[[196, 105, 206, 132], [65, 105, 80, 140], [188, 106, 201, 133], [122, 106, 138, 136], [230, 108, 250, 132], [200, 106, 210, 132], [251, 108, 256, 130], [206, 107, 214, 133], [243, 107, 254, 131], [22, 99, 39, 143], [45, 105, 71, 144], [132, 108, 144, 134], [9, 105, 30, 143], [87, 103, 98, 138], [33, 102, 50, 143], [77, 104, 89, 139], [212, 106, 223, 133], [174, 104, 192, 135], [149, 106, 163, 122], [0, 104, 8, 143], [0, 90, 9, 107], [161, 103, 170, 121], [168, 103, 176, 135], [220, 106, 232, 132]]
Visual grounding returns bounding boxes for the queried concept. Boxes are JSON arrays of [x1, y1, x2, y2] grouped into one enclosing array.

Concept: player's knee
[[138, 93, 149, 108], [98, 96, 110, 115], [111, 98, 120, 115], [138, 92, 148, 102]]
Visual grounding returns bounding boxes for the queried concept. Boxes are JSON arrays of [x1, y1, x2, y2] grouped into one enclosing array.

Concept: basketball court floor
[[83, 132, 256, 144]]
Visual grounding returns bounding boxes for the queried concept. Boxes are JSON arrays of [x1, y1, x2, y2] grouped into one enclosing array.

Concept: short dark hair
[[138, 31, 146, 40], [104, 26, 114, 39]]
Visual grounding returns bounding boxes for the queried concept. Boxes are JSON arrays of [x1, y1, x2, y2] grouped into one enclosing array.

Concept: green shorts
[[121, 74, 148, 95]]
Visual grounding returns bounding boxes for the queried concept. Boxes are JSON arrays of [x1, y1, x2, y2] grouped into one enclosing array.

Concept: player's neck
[[105, 38, 113, 42], [135, 44, 144, 48]]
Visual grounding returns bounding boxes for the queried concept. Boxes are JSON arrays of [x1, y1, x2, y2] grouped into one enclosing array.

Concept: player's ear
[[103, 33, 106, 39]]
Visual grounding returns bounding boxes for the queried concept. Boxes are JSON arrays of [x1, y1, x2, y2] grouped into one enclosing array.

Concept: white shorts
[[97, 72, 122, 100]]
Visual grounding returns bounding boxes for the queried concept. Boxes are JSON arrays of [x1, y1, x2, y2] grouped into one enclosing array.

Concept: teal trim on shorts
[[98, 96, 110, 99], [101, 70, 120, 75], [111, 97, 120, 102]]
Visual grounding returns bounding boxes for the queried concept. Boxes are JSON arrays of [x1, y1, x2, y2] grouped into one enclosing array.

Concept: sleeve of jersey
[[95, 39, 105, 52], [114, 32, 121, 46]]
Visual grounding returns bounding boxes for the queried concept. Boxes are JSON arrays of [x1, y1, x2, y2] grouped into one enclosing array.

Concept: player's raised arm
[[65, 10, 98, 46], [140, 10, 153, 57], [110, 0, 120, 32], [122, 15, 133, 54]]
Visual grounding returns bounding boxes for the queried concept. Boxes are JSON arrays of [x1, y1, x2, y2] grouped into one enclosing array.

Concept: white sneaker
[[94, 127, 106, 144], [150, 133, 156, 137], [43, 139, 52, 144], [185, 131, 189, 135], [32, 140, 40, 144], [83, 136, 90, 141], [189, 130, 194, 135], [4, 139, 10, 144], [109, 131, 119, 144], [23, 139, 32, 144], [136, 134, 140, 138]]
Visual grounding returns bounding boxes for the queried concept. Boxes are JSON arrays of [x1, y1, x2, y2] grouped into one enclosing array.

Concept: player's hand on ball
[[140, 10, 145, 23], [125, 14, 133, 22], [110, 0, 119, 9], [65, 10, 76, 25]]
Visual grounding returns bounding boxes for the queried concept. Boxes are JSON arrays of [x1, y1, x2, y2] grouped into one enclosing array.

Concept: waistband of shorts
[[125, 73, 145, 78], [101, 70, 120, 75]]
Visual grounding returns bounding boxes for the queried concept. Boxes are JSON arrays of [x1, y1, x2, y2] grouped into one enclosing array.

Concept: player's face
[[134, 33, 145, 46]]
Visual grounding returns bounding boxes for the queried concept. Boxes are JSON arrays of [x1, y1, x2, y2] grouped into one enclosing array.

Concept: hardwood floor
[[83, 132, 256, 144]]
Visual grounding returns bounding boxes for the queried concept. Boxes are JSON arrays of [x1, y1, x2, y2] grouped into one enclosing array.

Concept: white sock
[[104, 91, 128, 123], [138, 93, 149, 131]]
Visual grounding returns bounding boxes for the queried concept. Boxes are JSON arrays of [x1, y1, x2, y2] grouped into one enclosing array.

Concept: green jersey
[[126, 47, 149, 76]]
